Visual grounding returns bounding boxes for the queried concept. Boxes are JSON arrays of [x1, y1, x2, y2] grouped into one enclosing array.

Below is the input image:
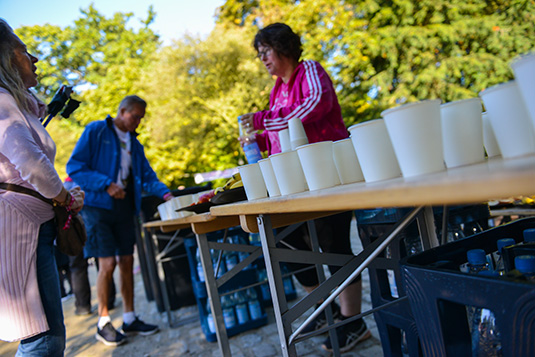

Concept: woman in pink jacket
[[240, 23, 371, 353], [0, 18, 84, 355]]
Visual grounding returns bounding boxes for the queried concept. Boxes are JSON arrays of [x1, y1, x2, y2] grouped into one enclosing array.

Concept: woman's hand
[[240, 113, 255, 134], [69, 186, 84, 213]]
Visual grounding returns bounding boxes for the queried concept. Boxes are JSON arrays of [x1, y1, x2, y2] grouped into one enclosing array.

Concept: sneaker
[[301, 302, 341, 334], [321, 319, 372, 353], [121, 317, 159, 336], [96, 322, 126, 346]]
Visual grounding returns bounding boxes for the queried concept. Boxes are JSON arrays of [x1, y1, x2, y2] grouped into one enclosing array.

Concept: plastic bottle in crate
[[494, 238, 515, 275], [205, 298, 216, 334], [224, 250, 239, 272], [523, 228, 535, 243], [249, 232, 261, 245], [257, 268, 271, 301], [246, 288, 263, 320], [221, 294, 237, 329], [466, 249, 502, 357], [514, 255, 535, 282], [234, 291, 250, 325], [196, 248, 205, 282]]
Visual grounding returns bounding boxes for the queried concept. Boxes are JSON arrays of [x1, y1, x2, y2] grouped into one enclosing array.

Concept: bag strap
[[0, 183, 53, 205]]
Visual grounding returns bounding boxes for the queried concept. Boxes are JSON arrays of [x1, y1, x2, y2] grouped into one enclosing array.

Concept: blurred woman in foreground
[[0, 18, 83, 356]]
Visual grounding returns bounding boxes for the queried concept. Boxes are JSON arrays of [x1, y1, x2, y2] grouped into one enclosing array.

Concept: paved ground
[[0, 219, 384, 356]]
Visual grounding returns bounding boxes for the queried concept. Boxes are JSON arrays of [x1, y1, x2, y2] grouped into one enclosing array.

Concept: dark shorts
[[82, 197, 136, 258]]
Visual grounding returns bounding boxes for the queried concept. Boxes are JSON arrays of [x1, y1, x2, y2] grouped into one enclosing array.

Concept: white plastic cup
[[278, 129, 291, 153], [511, 52, 535, 130], [170, 195, 194, 218], [381, 99, 446, 177], [269, 150, 308, 195], [258, 158, 281, 197], [332, 138, 364, 184], [288, 117, 309, 150], [440, 98, 486, 168], [479, 81, 535, 158], [157, 202, 169, 220], [238, 163, 268, 200], [481, 112, 501, 158], [348, 119, 402, 182], [296, 141, 340, 191]]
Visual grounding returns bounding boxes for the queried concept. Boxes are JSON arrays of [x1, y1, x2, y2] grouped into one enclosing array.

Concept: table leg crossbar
[[257, 206, 425, 357]]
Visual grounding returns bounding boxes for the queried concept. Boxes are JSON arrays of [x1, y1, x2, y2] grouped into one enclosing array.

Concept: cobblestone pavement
[[0, 219, 384, 356]]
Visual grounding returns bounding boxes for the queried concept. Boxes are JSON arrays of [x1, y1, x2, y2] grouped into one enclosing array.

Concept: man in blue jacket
[[67, 95, 173, 346]]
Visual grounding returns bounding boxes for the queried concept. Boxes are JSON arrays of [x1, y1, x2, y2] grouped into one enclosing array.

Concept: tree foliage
[[12, 1, 535, 187]]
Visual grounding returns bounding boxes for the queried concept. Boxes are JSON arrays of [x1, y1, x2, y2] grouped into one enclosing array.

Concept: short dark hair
[[253, 23, 302, 62], [119, 95, 147, 112]]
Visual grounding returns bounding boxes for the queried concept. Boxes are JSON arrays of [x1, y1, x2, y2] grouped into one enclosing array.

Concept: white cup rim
[[269, 151, 294, 159], [333, 138, 351, 145], [348, 118, 383, 131], [440, 97, 481, 108], [478, 80, 515, 97], [381, 99, 442, 117], [295, 141, 333, 151], [510, 52, 535, 69]]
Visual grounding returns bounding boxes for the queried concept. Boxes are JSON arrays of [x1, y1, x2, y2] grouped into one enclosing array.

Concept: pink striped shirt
[[0, 88, 63, 341], [252, 60, 348, 155]]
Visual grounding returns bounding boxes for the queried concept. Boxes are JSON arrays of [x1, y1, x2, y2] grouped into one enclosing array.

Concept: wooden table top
[[210, 154, 535, 216]]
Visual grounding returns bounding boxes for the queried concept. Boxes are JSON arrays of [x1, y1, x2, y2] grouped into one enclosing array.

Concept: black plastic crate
[[401, 217, 535, 357]]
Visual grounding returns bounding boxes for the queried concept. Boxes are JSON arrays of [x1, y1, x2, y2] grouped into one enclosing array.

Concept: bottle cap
[[497, 238, 516, 252], [515, 255, 535, 274], [524, 228, 535, 243], [467, 249, 487, 265]]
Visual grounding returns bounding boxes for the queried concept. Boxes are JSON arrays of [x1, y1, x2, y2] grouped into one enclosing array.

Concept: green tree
[[15, 5, 160, 180], [138, 25, 272, 187], [217, 0, 535, 126]]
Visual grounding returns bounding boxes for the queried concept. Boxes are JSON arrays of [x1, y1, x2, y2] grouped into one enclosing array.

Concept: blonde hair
[[0, 18, 33, 113]]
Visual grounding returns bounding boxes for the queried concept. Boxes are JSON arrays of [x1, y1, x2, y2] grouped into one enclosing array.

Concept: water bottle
[[281, 265, 295, 295], [196, 248, 205, 282], [234, 291, 250, 325], [514, 255, 535, 282], [246, 288, 263, 320], [523, 228, 535, 243], [224, 249, 239, 272], [257, 268, 271, 301], [211, 249, 226, 278], [238, 116, 263, 163], [221, 294, 237, 329], [205, 298, 216, 334], [494, 238, 515, 275], [385, 245, 399, 298], [466, 249, 502, 357], [249, 232, 261, 245]]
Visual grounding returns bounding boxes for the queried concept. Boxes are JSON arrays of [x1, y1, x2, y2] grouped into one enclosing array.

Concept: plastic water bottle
[[257, 268, 271, 301], [205, 298, 216, 334], [196, 248, 205, 282], [514, 255, 535, 282], [224, 250, 239, 272], [221, 294, 237, 329], [246, 288, 263, 320], [249, 232, 261, 245], [523, 228, 535, 243], [238, 116, 262, 163], [385, 245, 399, 298], [234, 291, 250, 325], [494, 238, 515, 275], [466, 249, 502, 357]]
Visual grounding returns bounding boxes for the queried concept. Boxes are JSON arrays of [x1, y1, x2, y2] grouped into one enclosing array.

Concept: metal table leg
[[257, 215, 297, 357], [195, 232, 231, 356]]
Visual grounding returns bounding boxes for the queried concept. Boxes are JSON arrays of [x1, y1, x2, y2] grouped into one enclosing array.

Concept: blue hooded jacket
[[66, 116, 169, 214]]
